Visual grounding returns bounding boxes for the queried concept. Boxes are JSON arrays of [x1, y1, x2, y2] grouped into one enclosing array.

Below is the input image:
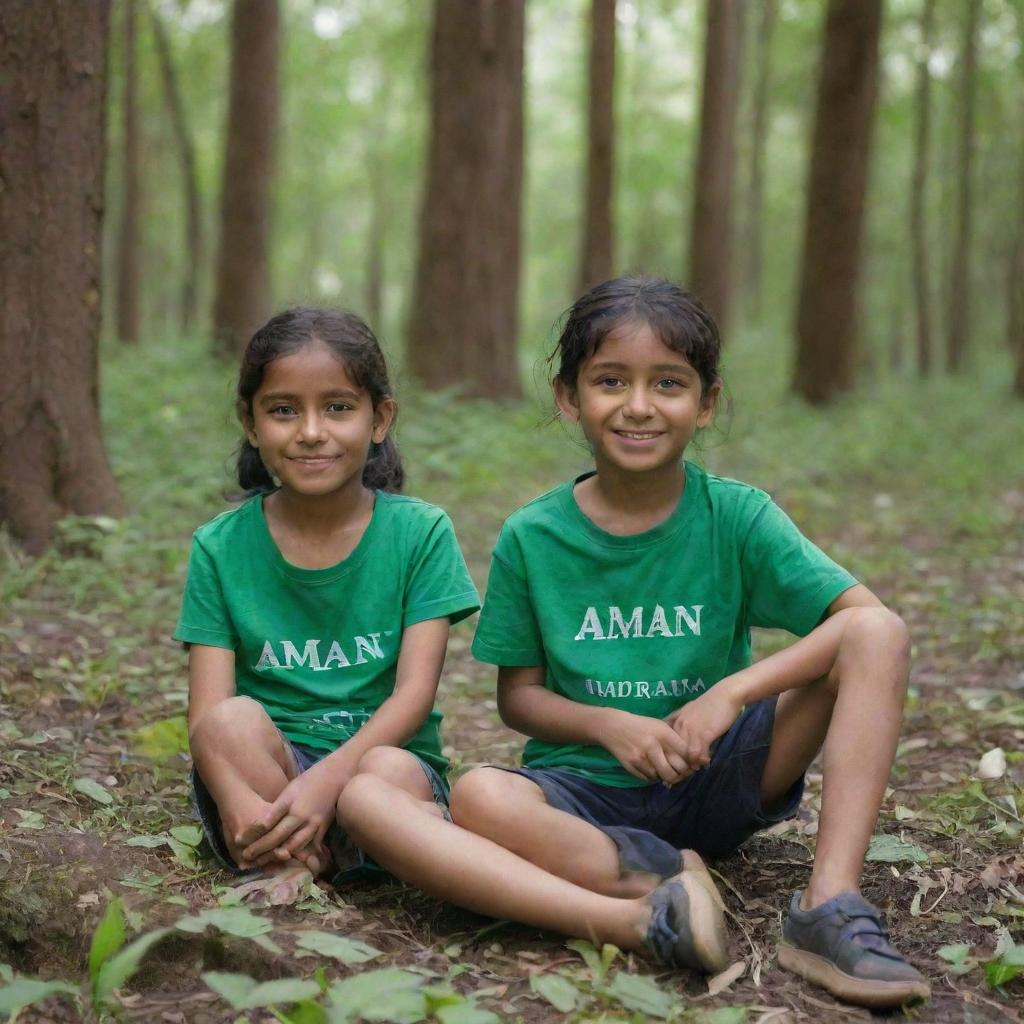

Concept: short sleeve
[[402, 512, 480, 628], [174, 536, 238, 649], [471, 524, 545, 666], [741, 500, 857, 636]]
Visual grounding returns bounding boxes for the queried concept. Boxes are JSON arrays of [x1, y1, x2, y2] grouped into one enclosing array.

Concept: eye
[[269, 404, 296, 416], [656, 378, 684, 390], [596, 375, 624, 388], [327, 401, 353, 413]]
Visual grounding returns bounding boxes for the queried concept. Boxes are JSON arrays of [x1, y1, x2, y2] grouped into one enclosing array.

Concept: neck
[[266, 482, 374, 536], [576, 460, 686, 534]]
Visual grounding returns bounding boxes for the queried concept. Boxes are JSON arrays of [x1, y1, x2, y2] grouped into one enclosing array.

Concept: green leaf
[[93, 928, 171, 1008], [14, 809, 44, 829], [530, 973, 581, 1012], [704, 1009, 749, 1024], [177, 907, 272, 938], [293, 930, 382, 964], [203, 972, 321, 1009], [0, 977, 79, 1015], [169, 824, 203, 847], [126, 834, 168, 848], [566, 938, 604, 978], [132, 716, 189, 760], [73, 777, 114, 805], [436, 1004, 500, 1024], [865, 834, 929, 864], [985, 959, 1023, 988], [166, 836, 199, 868], [88, 897, 126, 981], [937, 943, 972, 965], [326, 968, 427, 1023], [603, 972, 675, 1019], [274, 1000, 329, 1024]]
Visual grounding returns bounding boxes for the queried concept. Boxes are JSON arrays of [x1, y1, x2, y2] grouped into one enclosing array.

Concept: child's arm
[[239, 617, 450, 868], [670, 597, 882, 769], [499, 665, 693, 785], [187, 644, 237, 736]]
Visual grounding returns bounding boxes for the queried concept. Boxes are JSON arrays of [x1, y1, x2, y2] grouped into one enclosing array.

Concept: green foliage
[[0, 976, 79, 1017], [292, 931, 382, 964], [203, 972, 321, 1011]]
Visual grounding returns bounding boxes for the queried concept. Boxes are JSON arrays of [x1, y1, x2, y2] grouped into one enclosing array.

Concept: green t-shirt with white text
[[175, 492, 480, 770], [471, 462, 857, 786]]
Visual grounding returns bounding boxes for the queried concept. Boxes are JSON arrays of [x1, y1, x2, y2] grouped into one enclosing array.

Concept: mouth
[[613, 430, 663, 441], [288, 455, 340, 466]]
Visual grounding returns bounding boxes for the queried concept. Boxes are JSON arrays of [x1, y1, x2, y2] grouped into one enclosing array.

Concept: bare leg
[[759, 608, 911, 908], [338, 773, 653, 951], [190, 695, 325, 879], [351, 746, 442, 814], [450, 768, 661, 897]]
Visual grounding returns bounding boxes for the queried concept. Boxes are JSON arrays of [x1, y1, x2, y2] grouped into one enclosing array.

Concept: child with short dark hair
[[177, 308, 478, 891], [337, 279, 929, 1008]]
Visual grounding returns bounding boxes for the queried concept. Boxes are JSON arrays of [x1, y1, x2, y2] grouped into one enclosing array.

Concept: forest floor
[[1, 335, 1022, 1023]]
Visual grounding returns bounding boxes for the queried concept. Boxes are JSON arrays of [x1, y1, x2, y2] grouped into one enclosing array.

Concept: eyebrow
[[259, 388, 361, 403], [590, 361, 697, 375]]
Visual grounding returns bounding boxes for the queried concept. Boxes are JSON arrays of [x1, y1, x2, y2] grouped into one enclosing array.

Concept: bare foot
[[231, 859, 315, 906]]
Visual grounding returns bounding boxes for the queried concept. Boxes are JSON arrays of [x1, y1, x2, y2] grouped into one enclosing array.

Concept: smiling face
[[554, 320, 720, 479], [242, 339, 395, 501]]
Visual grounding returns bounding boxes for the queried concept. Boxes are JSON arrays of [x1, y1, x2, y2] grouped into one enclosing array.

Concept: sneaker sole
[[676, 850, 729, 973], [778, 940, 931, 1008]]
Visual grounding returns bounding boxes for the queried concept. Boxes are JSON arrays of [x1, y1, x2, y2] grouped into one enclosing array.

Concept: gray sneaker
[[778, 890, 930, 1008], [645, 850, 729, 973]]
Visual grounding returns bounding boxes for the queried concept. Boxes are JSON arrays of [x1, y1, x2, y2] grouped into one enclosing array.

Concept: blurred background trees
[[4, 0, 1024, 547]]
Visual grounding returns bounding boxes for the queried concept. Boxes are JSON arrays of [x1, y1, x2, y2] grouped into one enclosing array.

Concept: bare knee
[[829, 607, 911, 697], [355, 746, 432, 799], [449, 767, 534, 832], [336, 773, 394, 842], [190, 695, 275, 751]]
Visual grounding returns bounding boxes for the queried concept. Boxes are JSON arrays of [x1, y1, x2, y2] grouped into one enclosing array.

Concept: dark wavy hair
[[550, 276, 722, 394], [235, 307, 403, 494]]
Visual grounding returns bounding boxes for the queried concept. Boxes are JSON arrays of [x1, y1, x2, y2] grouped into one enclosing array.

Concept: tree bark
[[909, 0, 935, 376], [579, 0, 616, 294], [408, 0, 524, 399], [0, 1, 124, 553], [946, 0, 980, 373], [211, 0, 279, 358], [115, 0, 141, 343], [689, 0, 744, 337], [792, 0, 883, 404], [742, 0, 777, 317], [150, 5, 203, 333]]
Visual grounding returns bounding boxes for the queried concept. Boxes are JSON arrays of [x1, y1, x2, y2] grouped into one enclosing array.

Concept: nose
[[622, 385, 654, 420], [298, 411, 326, 444]]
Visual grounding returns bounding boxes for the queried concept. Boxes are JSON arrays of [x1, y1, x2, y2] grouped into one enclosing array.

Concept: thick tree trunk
[[0, 1, 124, 553], [150, 6, 203, 333], [689, 0, 744, 336], [742, 0, 777, 317], [211, 0, 279, 358], [579, 0, 616, 293], [910, 0, 935, 376], [408, 0, 524, 399], [115, 0, 141, 344], [793, 0, 883, 404], [946, 0, 980, 373]]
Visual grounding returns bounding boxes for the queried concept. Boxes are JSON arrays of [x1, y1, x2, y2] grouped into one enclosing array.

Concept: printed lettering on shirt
[[253, 633, 386, 672], [573, 604, 703, 641], [583, 677, 707, 699]]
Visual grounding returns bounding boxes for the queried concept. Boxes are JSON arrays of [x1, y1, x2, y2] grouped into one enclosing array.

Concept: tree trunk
[[408, 0, 524, 399], [946, 0, 980, 373], [579, 0, 616, 293], [742, 0, 777, 317], [150, 5, 203, 333], [909, 0, 935, 376], [689, 0, 744, 336], [0, 1, 124, 553], [792, 0, 883, 404], [211, 0, 279, 358], [115, 0, 141, 344]]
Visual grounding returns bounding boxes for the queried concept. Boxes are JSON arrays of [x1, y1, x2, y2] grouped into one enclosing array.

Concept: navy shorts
[[505, 696, 802, 878], [190, 737, 449, 880]]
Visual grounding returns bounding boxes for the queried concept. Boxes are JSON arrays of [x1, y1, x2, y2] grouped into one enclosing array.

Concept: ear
[[552, 377, 580, 423], [238, 402, 259, 448], [696, 382, 721, 429], [372, 397, 397, 443]]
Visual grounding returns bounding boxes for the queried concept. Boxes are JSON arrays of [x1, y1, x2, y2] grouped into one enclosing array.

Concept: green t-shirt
[[472, 462, 857, 786], [175, 492, 480, 770]]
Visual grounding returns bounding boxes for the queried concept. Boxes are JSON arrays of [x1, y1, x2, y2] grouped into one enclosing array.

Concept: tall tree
[[689, 0, 744, 336], [116, 0, 141, 344], [909, 0, 936, 376], [408, 0, 524, 399], [150, 5, 203, 332], [742, 0, 777, 317], [793, 0, 883, 404], [0, 1, 124, 552], [946, 0, 980, 373], [211, 0, 280, 357], [579, 0, 616, 293]]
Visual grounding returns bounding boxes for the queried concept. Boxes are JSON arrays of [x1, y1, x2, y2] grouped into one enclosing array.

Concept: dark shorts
[[505, 696, 802, 878], [190, 738, 449, 881]]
